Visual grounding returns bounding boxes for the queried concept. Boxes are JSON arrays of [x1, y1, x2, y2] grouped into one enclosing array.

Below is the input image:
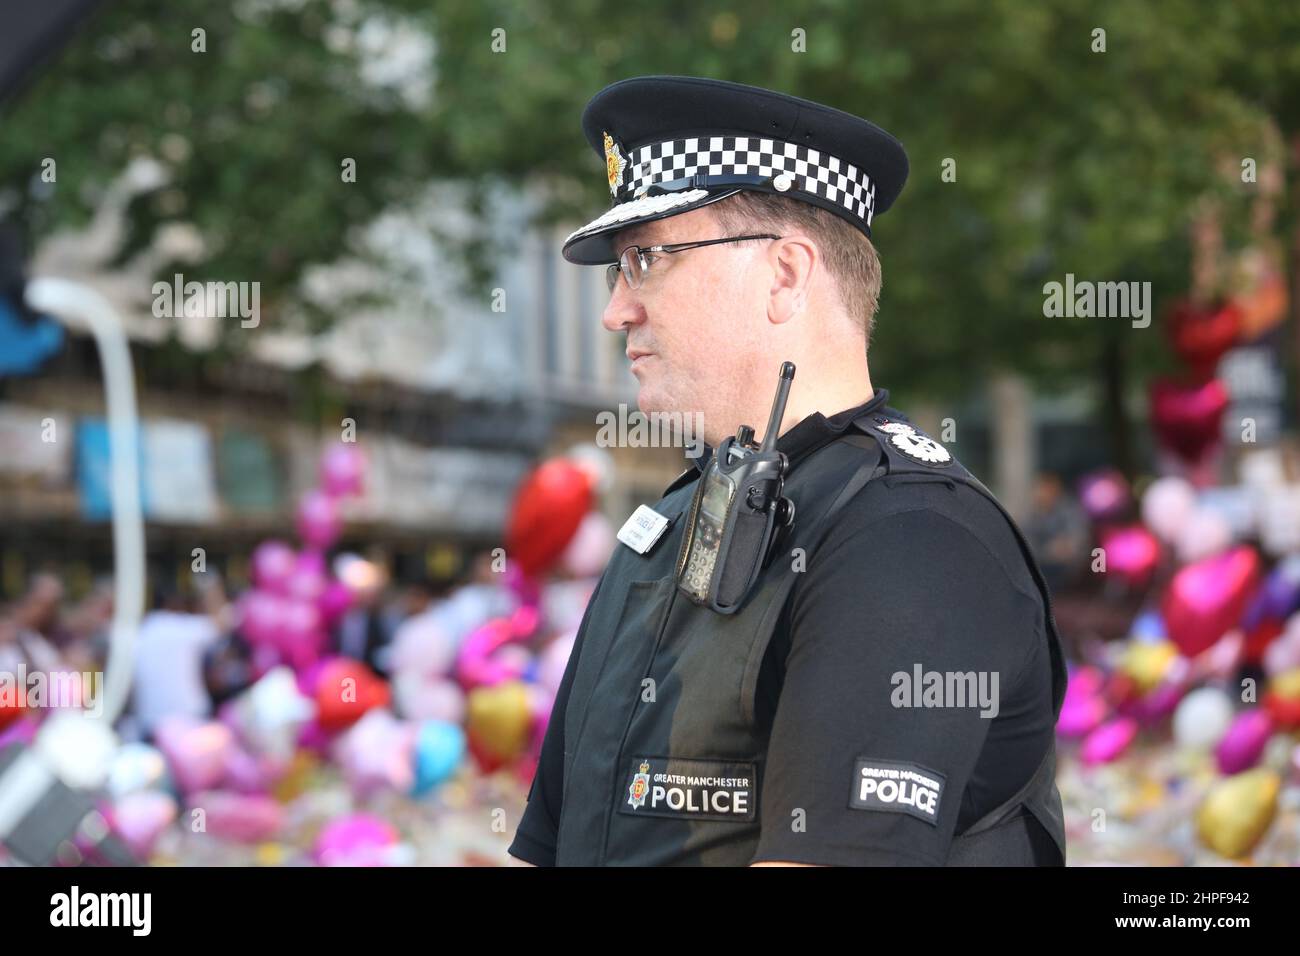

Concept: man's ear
[[766, 234, 817, 325]]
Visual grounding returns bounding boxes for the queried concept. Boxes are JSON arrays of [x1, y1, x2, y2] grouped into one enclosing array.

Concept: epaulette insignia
[[871, 417, 952, 466]]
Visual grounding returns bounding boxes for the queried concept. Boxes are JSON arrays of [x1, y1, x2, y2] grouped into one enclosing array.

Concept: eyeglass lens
[[606, 247, 644, 292]]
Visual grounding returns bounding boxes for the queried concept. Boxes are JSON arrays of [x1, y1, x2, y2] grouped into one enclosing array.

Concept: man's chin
[[636, 386, 674, 418], [634, 382, 660, 416], [634, 369, 689, 418]]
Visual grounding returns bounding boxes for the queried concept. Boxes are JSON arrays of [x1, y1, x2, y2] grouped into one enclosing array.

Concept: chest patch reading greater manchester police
[[848, 758, 946, 826], [618, 756, 758, 822]]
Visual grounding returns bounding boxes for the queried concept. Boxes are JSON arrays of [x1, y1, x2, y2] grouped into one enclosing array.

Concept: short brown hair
[[709, 191, 882, 340]]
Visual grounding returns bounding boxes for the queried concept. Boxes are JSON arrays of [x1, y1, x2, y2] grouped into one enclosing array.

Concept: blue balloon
[[411, 721, 466, 796], [1130, 608, 1166, 642], [0, 299, 63, 376]]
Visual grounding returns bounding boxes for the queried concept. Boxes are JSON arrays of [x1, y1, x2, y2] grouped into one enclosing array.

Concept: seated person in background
[[130, 582, 221, 740]]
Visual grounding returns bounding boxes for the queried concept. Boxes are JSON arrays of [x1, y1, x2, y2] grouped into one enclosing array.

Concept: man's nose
[[601, 277, 645, 333]]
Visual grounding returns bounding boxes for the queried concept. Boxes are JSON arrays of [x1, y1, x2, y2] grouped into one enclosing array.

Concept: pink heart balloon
[[296, 717, 336, 756], [1216, 709, 1273, 775], [1150, 378, 1229, 465], [221, 744, 281, 794], [320, 445, 366, 498], [1100, 525, 1160, 586], [1065, 664, 1105, 702], [1080, 716, 1139, 765], [1058, 694, 1108, 738], [109, 790, 177, 862], [238, 589, 282, 646], [313, 813, 398, 866], [1130, 678, 1187, 725], [1078, 469, 1131, 522], [296, 490, 342, 550], [317, 580, 354, 627], [286, 550, 328, 603], [250, 540, 296, 593], [192, 791, 284, 843], [153, 718, 235, 795], [457, 618, 530, 690]]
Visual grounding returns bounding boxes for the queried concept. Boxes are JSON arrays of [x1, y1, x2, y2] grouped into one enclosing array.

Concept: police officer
[[508, 76, 1068, 867]]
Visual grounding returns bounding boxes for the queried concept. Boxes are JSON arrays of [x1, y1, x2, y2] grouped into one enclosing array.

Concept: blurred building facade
[[0, 186, 688, 598]]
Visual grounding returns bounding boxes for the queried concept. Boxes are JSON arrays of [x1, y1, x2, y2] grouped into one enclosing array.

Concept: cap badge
[[603, 131, 627, 197]]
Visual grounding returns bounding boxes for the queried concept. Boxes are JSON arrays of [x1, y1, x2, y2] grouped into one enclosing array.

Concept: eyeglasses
[[605, 234, 783, 293]]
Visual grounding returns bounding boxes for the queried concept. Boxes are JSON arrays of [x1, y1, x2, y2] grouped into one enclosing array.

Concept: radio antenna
[[759, 362, 796, 453]]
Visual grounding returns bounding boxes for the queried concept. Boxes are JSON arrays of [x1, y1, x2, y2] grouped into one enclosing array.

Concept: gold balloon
[[467, 682, 534, 762], [1120, 641, 1178, 692], [272, 750, 320, 803], [1121, 778, 1165, 817], [255, 842, 286, 867], [1196, 768, 1281, 859], [1269, 668, 1300, 699]]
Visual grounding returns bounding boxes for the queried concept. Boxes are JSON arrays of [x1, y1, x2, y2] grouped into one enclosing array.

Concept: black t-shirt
[[509, 389, 1058, 866]]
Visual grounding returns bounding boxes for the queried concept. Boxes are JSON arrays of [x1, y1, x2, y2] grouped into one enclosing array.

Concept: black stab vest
[[554, 410, 1069, 866]]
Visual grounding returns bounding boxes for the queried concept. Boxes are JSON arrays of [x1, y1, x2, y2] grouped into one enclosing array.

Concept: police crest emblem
[[627, 759, 651, 809], [873, 419, 952, 465]]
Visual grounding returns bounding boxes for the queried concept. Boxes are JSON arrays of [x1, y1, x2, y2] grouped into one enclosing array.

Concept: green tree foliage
[[2, 0, 1294, 426]]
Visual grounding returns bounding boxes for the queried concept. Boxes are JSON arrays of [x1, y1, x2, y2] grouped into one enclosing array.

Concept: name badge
[[617, 504, 672, 555], [619, 756, 758, 822]]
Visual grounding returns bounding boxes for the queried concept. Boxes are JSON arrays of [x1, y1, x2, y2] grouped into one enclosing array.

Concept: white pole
[[23, 278, 144, 729]]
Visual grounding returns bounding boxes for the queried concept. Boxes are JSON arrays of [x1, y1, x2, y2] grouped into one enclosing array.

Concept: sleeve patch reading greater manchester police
[[848, 758, 946, 826], [617, 756, 758, 822]]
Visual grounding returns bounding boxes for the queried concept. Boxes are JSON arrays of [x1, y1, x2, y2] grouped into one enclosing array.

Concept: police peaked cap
[[562, 75, 910, 265]]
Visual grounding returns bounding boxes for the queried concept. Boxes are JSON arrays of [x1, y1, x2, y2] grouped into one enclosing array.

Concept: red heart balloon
[[1242, 617, 1285, 667], [315, 658, 391, 730], [1103, 672, 1141, 711], [1162, 546, 1260, 657], [466, 733, 508, 774], [1166, 299, 1242, 371], [505, 459, 593, 578], [1263, 689, 1300, 729], [0, 696, 27, 731], [1149, 377, 1229, 465]]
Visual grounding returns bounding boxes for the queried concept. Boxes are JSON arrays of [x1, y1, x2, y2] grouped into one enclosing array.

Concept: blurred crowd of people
[[0, 572, 113, 677], [0, 477, 1106, 737], [0, 552, 505, 742], [1025, 471, 1091, 595]]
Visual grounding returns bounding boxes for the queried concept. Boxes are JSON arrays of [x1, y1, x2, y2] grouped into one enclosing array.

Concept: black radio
[[675, 362, 797, 614]]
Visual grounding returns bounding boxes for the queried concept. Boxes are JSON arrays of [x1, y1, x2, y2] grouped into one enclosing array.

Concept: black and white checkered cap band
[[617, 136, 876, 226]]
